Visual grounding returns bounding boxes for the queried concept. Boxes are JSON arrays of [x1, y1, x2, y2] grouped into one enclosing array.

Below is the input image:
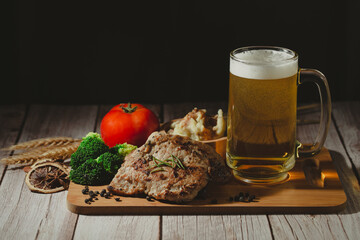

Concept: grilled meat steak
[[108, 131, 231, 203]]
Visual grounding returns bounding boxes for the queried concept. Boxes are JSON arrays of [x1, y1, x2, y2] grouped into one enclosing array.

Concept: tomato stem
[[120, 102, 137, 113]]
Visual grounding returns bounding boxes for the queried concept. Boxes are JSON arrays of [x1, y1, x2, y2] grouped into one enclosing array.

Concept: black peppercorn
[[249, 195, 256, 202], [115, 198, 121, 202], [82, 189, 88, 195], [146, 196, 154, 201], [239, 196, 245, 202]]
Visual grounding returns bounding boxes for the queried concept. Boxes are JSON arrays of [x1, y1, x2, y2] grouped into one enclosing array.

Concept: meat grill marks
[[108, 131, 231, 203]]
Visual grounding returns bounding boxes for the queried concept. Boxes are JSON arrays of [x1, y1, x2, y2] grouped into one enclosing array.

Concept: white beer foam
[[230, 49, 298, 79]]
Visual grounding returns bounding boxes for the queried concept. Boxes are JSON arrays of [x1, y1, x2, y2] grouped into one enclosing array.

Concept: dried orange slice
[[25, 161, 70, 193]]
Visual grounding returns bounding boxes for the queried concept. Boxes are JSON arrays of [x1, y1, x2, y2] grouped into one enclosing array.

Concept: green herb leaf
[[150, 167, 164, 173], [149, 155, 185, 174], [152, 156, 173, 168], [166, 158, 178, 168], [172, 154, 185, 169]]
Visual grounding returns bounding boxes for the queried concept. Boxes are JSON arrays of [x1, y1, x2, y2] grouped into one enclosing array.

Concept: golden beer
[[227, 47, 299, 183]]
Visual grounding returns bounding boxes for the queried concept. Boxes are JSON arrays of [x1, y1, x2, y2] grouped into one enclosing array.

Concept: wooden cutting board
[[66, 148, 347, 215]]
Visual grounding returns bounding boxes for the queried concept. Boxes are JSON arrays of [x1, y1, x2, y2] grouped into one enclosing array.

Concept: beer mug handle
[[298, 68, 332, 157]]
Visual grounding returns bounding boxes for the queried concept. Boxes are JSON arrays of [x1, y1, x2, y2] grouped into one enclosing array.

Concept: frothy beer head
[[230, 48, 298, 79]]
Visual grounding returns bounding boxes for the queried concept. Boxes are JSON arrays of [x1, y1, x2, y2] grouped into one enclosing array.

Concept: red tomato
[[100, 103, 159, 147]]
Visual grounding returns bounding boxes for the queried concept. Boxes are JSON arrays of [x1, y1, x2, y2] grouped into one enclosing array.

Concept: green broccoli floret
[[97, 152, 122, 175], [110, 143, 137, 157], [69, 140, 136, 186], [100, 143, 137, 175], [69, 158, 113, 185], [70, 132, 109, 169]]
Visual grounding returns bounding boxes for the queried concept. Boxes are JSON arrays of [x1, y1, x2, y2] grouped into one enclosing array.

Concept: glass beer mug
[[226, 46, 331, 184]]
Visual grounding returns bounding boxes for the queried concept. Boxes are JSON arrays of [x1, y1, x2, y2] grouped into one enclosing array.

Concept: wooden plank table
[[0, 102, 359, 240]]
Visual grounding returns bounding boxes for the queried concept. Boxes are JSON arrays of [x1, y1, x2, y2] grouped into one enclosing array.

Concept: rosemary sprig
[[152, 156, 161, 167], [148, 155, 186, 173], [164, 157, 177, 168], [150, 167, 164, 173], [172, 154, 185, 169], [152, 156, 173, 168]]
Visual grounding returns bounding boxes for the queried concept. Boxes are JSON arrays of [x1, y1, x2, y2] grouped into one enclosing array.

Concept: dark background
[[4, 0, 360, 104]]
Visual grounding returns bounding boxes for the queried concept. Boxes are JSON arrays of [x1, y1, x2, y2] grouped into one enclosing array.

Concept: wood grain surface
[[332, 102, 360, 176], [268, 102, 360, 239], [0, 102, 359, 240], [0, 105, 26, 181], [0, 105, 98, 239]]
